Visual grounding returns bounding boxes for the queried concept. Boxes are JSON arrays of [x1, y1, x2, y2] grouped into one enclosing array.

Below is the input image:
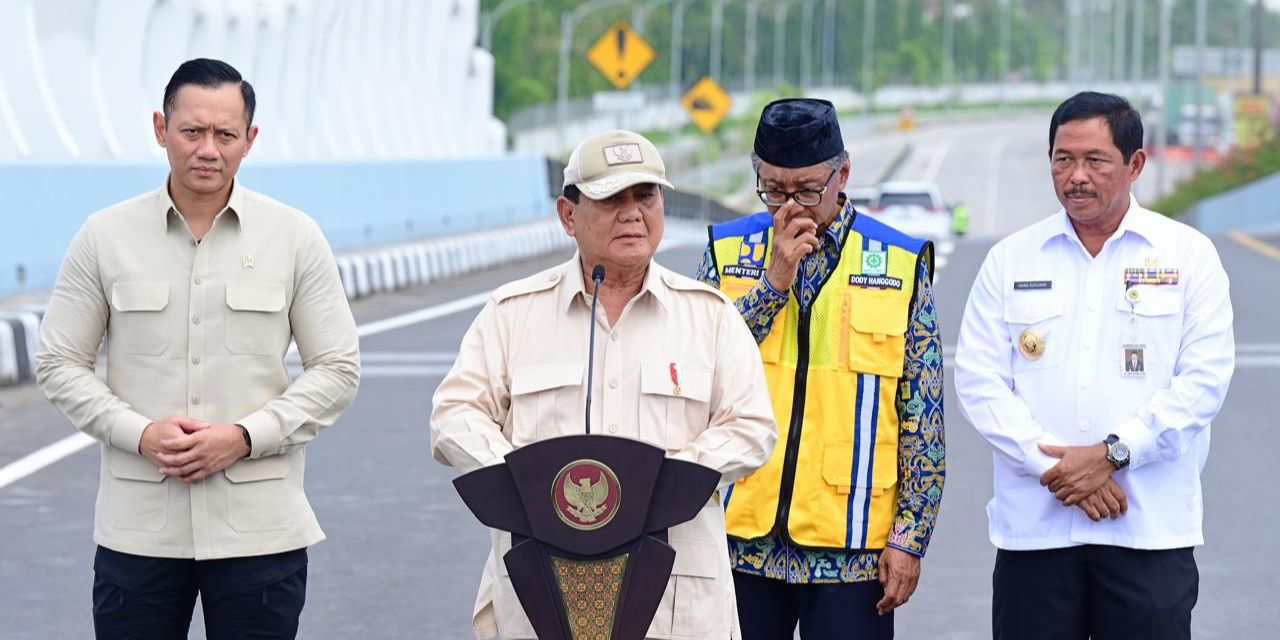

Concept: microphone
[[584, 265, 605, 434]]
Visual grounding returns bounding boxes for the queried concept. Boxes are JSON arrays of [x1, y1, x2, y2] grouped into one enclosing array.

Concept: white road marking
[[0, 433, 96, 491], [920, 137, 956, 184]]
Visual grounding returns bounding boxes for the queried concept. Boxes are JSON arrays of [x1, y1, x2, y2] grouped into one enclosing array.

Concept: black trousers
[[92, 545, 308, 640], [734, 571, 894, 640], [993, 545, 1198, 640]]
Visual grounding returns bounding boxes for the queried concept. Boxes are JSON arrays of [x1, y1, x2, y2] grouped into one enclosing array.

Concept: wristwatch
[[1104, 434, 1130, 469]]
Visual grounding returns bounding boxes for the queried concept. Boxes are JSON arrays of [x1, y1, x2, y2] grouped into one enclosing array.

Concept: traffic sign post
[[680, 77, 732, 133], [586, 21, 656, 90]]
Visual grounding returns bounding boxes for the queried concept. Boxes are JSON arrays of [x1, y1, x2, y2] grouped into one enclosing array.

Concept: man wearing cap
[[432, 129, 777, 639], [697, 99, 945, 638]]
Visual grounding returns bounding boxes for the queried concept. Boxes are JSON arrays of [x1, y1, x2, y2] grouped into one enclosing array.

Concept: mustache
[[1065, 188, 1096, 198]]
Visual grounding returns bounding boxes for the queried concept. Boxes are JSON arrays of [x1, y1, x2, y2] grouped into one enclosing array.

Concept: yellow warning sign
[[681, 77, 732, 133], [586, 21, 656, 90]]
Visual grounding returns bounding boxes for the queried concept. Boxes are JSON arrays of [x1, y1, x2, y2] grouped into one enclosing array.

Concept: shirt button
[[609, 378, 618, 389], [192, 316, 201, 325], [194, 276, 203, 285], [610, 331, 618, 341], [608, 424, 618, 434], [191, 356, 201, 365], [1079, 422, 1088, 431], [1083, 343, 1093, 351], [191, 396, 201, 405], [1080, 381, 1090, 389]]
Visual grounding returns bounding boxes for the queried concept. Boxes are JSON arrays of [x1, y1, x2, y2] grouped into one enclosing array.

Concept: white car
[[847, 186, 878, 211], [865, 181, 952, 241]]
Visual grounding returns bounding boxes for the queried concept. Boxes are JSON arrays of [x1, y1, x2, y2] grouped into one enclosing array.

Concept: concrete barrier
[[333, 218, 574, 301], [0, 309, 43, 387]]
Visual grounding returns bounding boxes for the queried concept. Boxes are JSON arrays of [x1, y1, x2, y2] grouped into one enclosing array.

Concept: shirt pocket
[[224, 455, 293, 533], [106, 450, 168, 532], [639, 363, 713, 452], [109, 282, 170, 355], [821, 441, 897, 496], [225, 283, 288, 355], [1003, 295, 1065, 372], [846, 292, 908, 378], [510, 363, 583, 443], [1114, 285, 1183, 367]]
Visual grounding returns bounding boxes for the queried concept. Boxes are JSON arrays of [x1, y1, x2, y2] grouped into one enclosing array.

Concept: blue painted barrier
[[0, 154, 550, 299]]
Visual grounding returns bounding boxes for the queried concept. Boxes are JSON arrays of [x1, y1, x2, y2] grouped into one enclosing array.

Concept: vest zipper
[[773, 307, 811, 538]]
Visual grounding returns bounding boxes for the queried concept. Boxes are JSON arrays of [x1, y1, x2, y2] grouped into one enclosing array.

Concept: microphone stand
[[584, 265, 605, 434]]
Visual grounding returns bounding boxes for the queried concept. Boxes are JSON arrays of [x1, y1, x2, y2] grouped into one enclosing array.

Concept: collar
[[1040, 193, 1154, 250], [557, 253, 669, 314], [824, 194, 854, 248], [160, 178, 246, 234]]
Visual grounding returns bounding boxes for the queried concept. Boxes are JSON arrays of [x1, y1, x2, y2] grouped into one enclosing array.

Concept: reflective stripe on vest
[[709, 213, 922, 550]]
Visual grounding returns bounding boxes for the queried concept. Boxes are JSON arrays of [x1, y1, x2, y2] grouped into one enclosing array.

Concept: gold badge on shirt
[[242, 255, 254, 269], [1018, 328, 1045, 360]]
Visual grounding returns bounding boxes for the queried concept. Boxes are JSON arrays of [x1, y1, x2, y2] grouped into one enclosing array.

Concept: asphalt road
[[2, 115, 1277, 639]]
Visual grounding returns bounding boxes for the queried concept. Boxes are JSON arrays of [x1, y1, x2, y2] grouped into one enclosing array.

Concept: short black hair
[[163, 58, 256, 127], [1049, 91, 1143, 162], [562, 184, 581, 203]]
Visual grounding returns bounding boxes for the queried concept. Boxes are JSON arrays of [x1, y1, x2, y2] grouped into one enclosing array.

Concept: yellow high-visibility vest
[[710, 211, 931, 550]]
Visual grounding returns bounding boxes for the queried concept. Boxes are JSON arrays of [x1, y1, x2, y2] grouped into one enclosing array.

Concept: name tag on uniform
[[1121, 344, 1146, 377], [1013, 280, 1052, 291], [723, 264, 765, 279], [848, 274, 903, 290]]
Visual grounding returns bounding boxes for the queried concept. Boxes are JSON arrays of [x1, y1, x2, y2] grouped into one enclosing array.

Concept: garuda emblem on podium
[[553, 460, 621, 531]]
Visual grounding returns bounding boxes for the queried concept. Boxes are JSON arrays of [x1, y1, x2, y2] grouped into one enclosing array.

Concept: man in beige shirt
[[35, 58, 359, 639], [432, 129, 778, 639]]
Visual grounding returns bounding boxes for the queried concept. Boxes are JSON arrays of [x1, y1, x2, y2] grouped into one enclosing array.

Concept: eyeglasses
[[756, 167, 838, 207]]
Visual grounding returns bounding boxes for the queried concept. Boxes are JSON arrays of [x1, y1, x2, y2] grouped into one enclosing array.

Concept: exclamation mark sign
[[616, 27, 626, 79]]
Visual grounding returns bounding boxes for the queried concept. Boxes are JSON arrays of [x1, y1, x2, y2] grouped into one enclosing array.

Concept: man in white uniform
[[955, 92, 1235, 639]]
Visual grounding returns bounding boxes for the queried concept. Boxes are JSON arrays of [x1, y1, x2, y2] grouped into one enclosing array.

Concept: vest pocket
[[107, 451, 168, 532], [109, 282, 170, 355], [511, 363, 583, 443], [224, 455, 292, 533], [847, 293, 908, 378], [225, 283, 287, 355], [639, 363, 712, 451]]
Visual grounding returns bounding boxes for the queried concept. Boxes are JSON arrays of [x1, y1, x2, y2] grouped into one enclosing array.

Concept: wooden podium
[[454, 434, 720, 640]]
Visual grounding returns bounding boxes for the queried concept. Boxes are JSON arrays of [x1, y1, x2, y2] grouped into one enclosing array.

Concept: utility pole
[[1130, 0, 1144, 81], [710, 0, 724, 82], [774, 2, 787, 87], [1253, 0, 1264, 94], [745, 0, 759, 94], [1193, 0, 1206, 170], [671, 0, 686, 102], [999, 0, 1011, 108], [1114, 0, 1127, 81], [1156, 0, 1171, 196], [822, 0, 836, 87], [801, 0, 815, 90], [942, 0, 954, 101], [862, 0, 875, 112]]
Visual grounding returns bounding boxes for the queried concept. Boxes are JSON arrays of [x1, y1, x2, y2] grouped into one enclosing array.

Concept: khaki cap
[[562, 129, 673, 200]]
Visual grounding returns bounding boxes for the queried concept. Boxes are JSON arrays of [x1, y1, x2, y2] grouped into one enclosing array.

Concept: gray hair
[[751, 149, 848, 174]]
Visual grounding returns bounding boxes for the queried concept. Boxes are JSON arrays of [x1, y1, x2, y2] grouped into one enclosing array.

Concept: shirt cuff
[[885, 541, 926, 558], [1110, 416, 1158, 470], [758, 275, 788, 302], [236, 411, 281, 459], [1023, 432, 1067, 478], [109, 410, 153, 454]]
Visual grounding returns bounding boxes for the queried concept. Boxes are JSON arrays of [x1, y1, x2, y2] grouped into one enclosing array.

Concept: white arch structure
[[0, 0, 505, 161]]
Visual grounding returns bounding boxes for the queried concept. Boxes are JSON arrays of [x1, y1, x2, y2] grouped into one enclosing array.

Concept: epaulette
[[492, 267, 563, 303]]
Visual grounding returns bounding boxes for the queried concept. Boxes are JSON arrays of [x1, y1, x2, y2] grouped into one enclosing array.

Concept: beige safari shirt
[[432, 256, 777, 640], [36, 180, 360, 560]]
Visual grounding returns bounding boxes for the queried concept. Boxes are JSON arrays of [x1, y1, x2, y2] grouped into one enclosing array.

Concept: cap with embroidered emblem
[[563, 130, 674, 200]]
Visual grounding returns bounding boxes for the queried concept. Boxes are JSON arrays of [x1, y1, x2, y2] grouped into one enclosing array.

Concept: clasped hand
[[139, 416, 251, 483]]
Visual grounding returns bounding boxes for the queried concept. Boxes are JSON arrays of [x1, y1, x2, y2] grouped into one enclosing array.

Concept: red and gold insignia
[[553, 460, 622, 531]]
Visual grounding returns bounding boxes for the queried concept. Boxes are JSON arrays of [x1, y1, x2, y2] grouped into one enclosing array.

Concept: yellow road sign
[[681, 77, 732, 133], [586, 21, 656, 90]]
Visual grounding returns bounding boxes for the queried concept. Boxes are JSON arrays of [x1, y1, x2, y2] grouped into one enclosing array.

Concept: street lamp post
[[942, 0, 954, 102], [1193, 0, 1206, 169], [745, 0, 759, 94], [1156, 0, 1171, 196], [800, 0, 815, 89], [1130, 0, 1145, 81], [822, 0, 836, 87], [481, 0, 539, 52], [999, 0, 1011, 108], [557, 0, 633, 145], [710, 0, 725, 81], [671, 0, 687, 103], [862, 0, 875, 112]]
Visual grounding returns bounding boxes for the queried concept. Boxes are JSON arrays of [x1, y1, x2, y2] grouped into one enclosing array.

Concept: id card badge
[[1121, 344, 1146, 377]]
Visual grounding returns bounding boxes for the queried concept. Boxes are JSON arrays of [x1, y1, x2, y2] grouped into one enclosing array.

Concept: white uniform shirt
[[955, 197, 1234, 551]]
